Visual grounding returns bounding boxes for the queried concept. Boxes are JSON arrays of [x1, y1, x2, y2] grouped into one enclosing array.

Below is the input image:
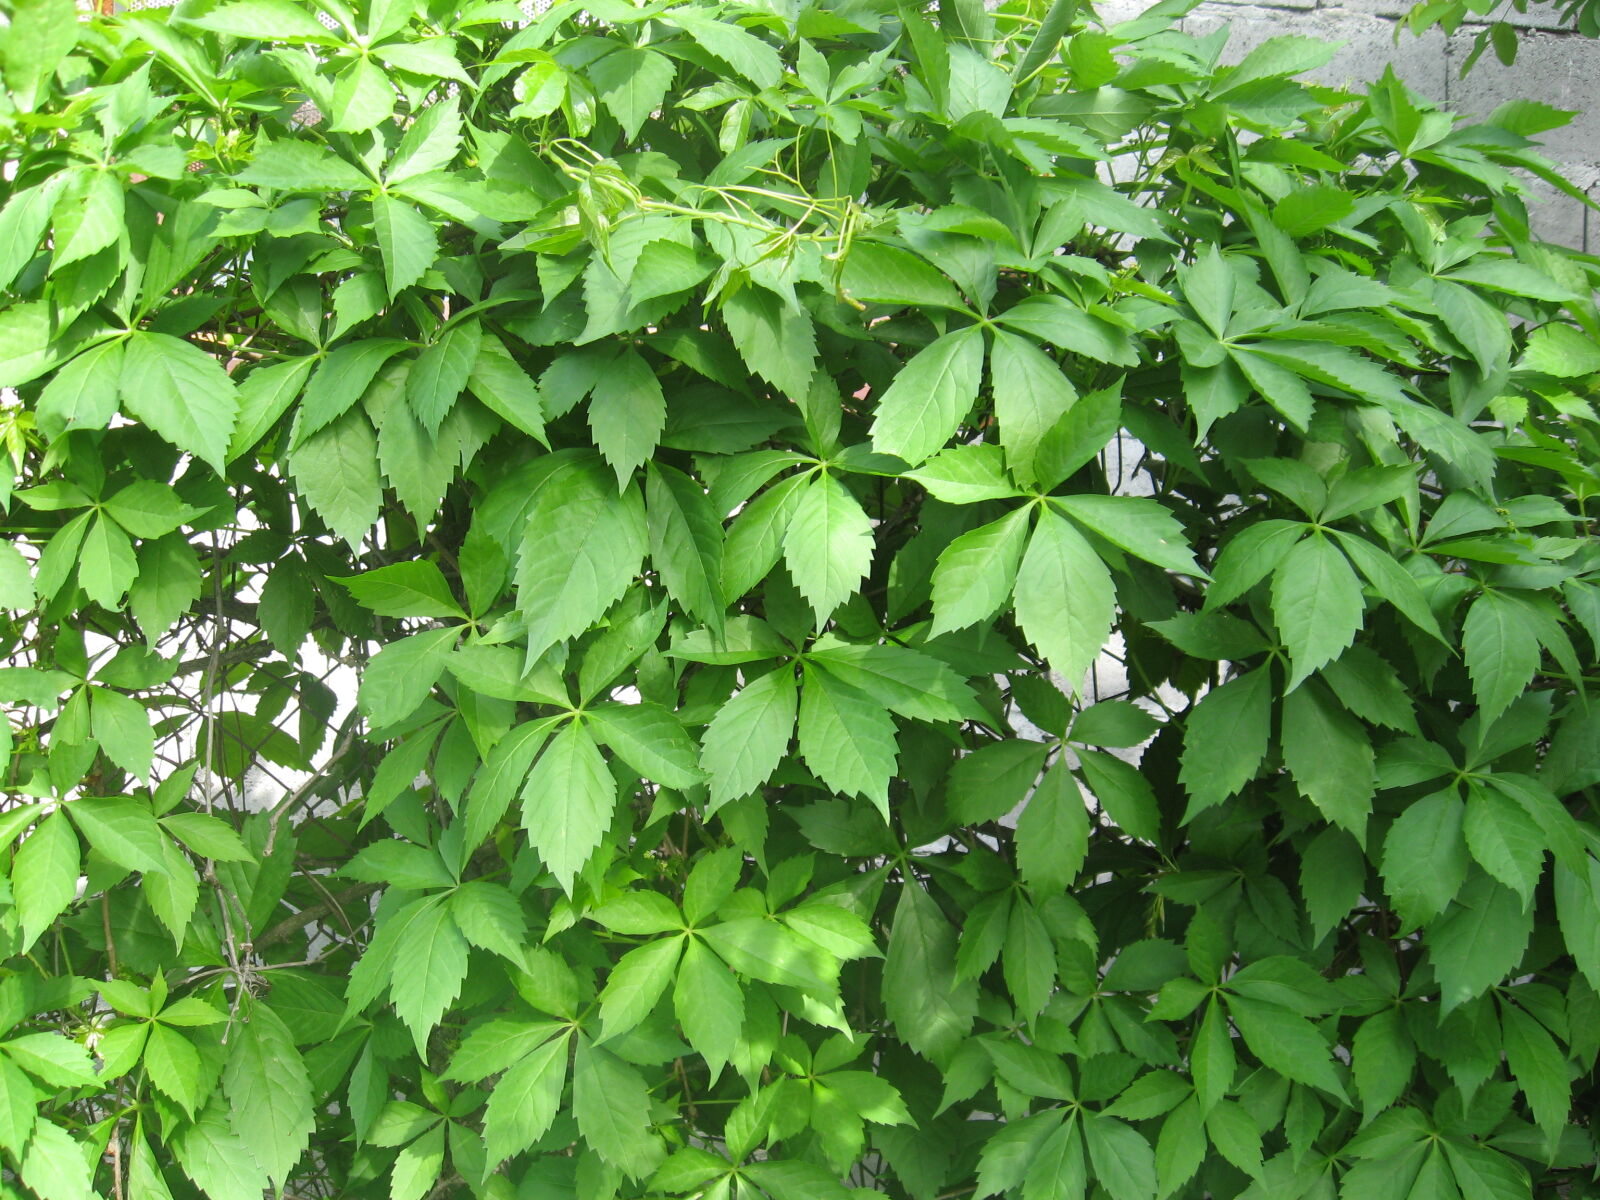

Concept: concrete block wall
[[1097, 0, 1600, 250]]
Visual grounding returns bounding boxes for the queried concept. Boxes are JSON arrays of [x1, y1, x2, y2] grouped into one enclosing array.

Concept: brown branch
[[252, 881, 381, 953]]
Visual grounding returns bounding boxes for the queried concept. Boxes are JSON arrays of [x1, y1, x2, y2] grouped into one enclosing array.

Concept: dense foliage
[[1, 0, 1599, 1197]]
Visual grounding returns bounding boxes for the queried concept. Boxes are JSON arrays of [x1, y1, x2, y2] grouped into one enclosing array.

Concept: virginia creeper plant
[[0, 0, 1598, 1197]]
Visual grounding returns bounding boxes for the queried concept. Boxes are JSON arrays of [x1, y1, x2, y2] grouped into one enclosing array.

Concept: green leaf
[[989, 330, 1077, 486], [299, 340, 410, 442], [483, 1035, 567, 1168], [883, 884, 978, 1062], [572, 1039, 664, 1178], [976, 1111, 1064, 1199], [797, 664, 898, 819], [929, 506, 1031, 636], [388, 1123, 444, 1200], [1281, 681, 1374, 837], [1155, 1099, 1206, 1197], [1191, 997, 1234, 1114], [1271, 533, 1364, 691], [102, 481, 204, 540], [1425, 872, 1534, 1012], [186, 0, 338, 43], [948, 739, 1050, 826], [587, 701, 703, 790], [646, 462, 724, 631], [130, 535, 201, 639], [870, 326, 986, 466], [839, 241, 966, 310], [700, 667, 797, 811], [468, 330, 545, 441], [806, 640, 979, 723], [13, 812, 79, 951], [1054, 495, 1203, 576], [1180, 669, 1272, 819], [1, 1033, 96, 1088], [576, 349, 664, 487], [357, 626, 457, 731], [1077, 749, 1161, 843], [516, 458, 648, 665], [172, 1101, 271, 1198], [2, 0, 78, 113], [37, 339, 122, 439], [1380, 790, 1469, 929], [119, 333, 240, 473], [449, 880, 527, 963], [1083, 1114, 1158, 1200], [1462, 784, 1544, 904], [407, 321, 481, 433], [220, 1001, 314, 1188], [387, 96, 463, 185], [589, 46, 676, 141], [996, 294, 1138, 366], [1441, 1141, 1530, 1200], [19, 1119, 95, 1200], [1352, 1008, 1415, 1117], [328, 56, 395, 133], [52, 169, 124, 269], [1013, 507, 1115, 693], [290, 409, 383, 549], [78, 515, 137, 609], [237, 134, 372, 192], [784, 472, 874, 623], [389, 897, 470, 1050], [720, 286, 817, 401], [673, 938, 744, 1081], [66, 795, 165, 871], [1498, 1001, 1569, 1145], [906, 443, 1021, 504], [522, 721, 614, 889], [599, 936, 683, 1040], [1299, 827, 1366, 943], [1225, 995, 1345, 1098], [1016, 761, 1088, 894], [337, 561, 462, 619], [372, 194, 438, 299], [1204, 1100, 1263, 1180], [229, 355, 315, 460], [1462, 590, 1542, 727]]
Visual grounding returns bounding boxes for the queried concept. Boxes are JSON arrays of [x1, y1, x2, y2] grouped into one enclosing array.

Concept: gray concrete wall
[[1098, 0, 1600, 250]]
